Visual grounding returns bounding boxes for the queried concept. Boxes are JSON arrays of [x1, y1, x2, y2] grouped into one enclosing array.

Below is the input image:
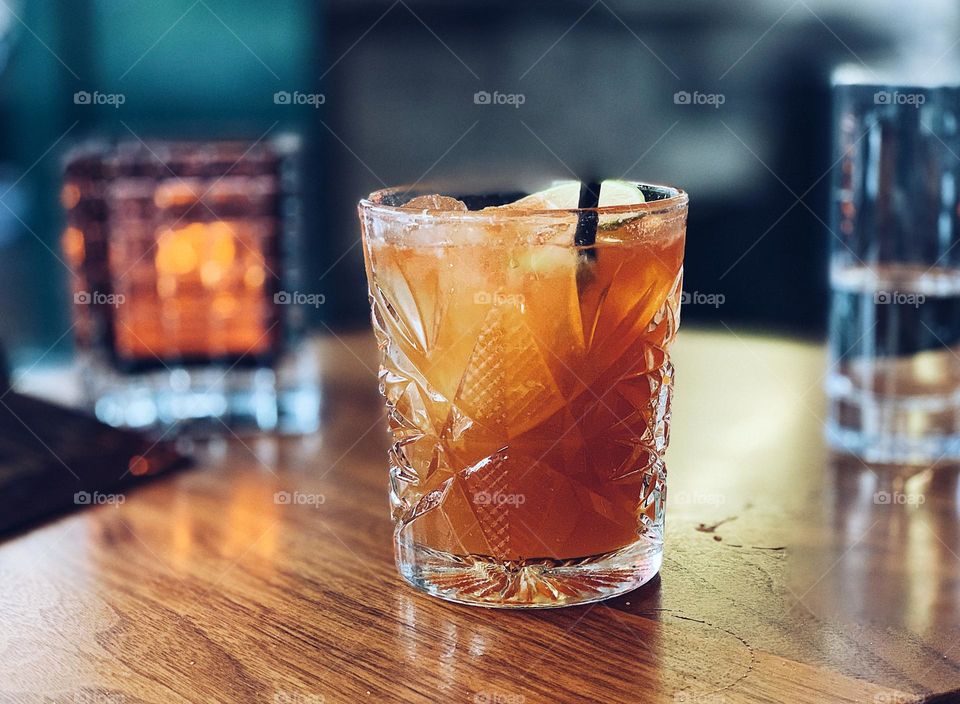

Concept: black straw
[[574, 180, 601, 260]]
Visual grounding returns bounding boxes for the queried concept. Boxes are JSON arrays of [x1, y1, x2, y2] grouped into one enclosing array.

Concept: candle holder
[[62, 138, 319, 435]]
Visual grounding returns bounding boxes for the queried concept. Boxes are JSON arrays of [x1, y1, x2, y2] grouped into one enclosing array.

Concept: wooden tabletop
[[2, 329, 959, 704]]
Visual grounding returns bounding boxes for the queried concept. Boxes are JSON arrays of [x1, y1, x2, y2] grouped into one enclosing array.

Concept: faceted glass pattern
[[360, 185, 687, 607]]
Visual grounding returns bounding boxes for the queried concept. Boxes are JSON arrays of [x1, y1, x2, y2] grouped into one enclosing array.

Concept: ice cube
[[402, 194, 468, 211]]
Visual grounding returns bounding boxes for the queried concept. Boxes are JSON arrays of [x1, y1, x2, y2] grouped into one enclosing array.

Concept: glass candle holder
[[62, 138, 319, 435]]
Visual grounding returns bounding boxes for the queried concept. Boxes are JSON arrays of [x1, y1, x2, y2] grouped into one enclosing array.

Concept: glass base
[[826, 420, 960, 464], [827, 372, 960, 463], [86, 359, 320, 436], [396, 538, 662, 609]]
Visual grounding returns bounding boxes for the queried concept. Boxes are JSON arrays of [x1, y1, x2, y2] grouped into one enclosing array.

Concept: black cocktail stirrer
[[575, 180, 601, 293], [574, 180, 601, 261]]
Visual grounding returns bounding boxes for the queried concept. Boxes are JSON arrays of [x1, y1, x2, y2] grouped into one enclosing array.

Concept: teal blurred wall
[[0, 0, 322, 366]]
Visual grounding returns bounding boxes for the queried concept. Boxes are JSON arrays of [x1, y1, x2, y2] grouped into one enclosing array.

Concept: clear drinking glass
[[359, 182, 687, 607], [827, 73, 960, 464]]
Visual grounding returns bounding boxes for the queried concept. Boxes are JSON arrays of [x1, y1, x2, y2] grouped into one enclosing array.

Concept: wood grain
[[1, 329, 958, 703]]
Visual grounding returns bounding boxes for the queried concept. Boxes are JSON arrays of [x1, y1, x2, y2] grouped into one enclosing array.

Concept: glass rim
[[359, 180, 688, 221], [831, 63, 960, 90]]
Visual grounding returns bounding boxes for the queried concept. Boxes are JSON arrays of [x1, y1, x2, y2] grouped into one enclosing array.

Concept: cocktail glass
[[359, 181, 687, 607]]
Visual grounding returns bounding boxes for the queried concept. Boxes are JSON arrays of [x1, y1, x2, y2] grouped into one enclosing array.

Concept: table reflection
[[392, 582, 758, 702], [791, 455, 960, 689]]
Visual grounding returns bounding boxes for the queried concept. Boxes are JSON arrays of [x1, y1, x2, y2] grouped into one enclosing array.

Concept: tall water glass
[[828, 75, 960, 463]]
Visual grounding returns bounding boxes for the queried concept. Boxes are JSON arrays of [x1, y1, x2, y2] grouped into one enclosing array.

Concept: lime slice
[[512, 246, 577, 276], [500, 181, 646, 278], [504, 180, 645, 210]]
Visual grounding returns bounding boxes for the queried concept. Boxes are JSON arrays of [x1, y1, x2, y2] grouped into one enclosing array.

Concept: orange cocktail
[[360, 181, 687, 607]]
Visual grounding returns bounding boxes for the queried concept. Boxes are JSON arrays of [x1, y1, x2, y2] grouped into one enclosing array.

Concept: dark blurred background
[[1, 0, 958, 369]]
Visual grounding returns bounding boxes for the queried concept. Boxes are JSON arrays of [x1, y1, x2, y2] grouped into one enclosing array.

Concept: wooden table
[[2, 329, 958, 703]]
